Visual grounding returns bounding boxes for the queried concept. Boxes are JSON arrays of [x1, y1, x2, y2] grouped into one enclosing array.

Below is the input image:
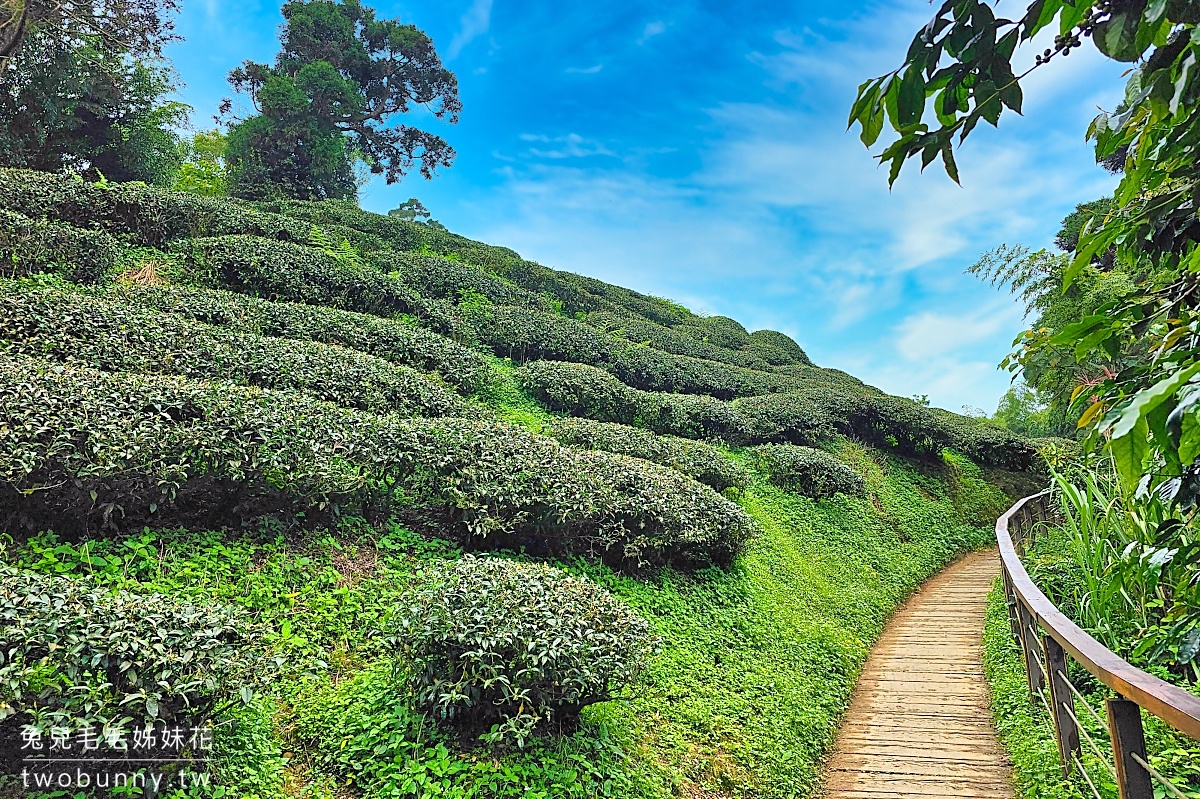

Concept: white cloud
[[566, 64, 604, 74], [895, 301, 1025, 362], [638, 20, 666, 44], [516, 133, 615, 159], [447, 0, 492, 59]]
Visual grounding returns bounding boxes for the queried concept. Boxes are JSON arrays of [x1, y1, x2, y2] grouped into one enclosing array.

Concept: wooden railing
[[998, 492, 1200, 799]]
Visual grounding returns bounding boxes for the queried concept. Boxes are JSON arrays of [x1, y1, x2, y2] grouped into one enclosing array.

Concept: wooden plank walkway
[[823, 550, 1014, 799]]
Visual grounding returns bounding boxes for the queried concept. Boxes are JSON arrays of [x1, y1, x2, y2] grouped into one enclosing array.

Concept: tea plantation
[[0, 169, 1043, 798]]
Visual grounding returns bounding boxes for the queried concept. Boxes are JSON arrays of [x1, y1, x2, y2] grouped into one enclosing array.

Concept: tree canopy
[[0, 0, 185, 183], [855, 1, 1200, 504], [224, 0, 460, 200]]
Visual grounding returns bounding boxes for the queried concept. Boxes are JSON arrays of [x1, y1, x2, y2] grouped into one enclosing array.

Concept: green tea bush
[[0, 284, 466, 418], [479, 305, 796, 398], [182, 234, 430, 317], [398, 557, 657, 745], [377, 250, 553, 311], [0, 210, 119, 283], [587, 310, 773, 370], [0, 356, 751, 568], [677, 315, 751, 350], [516, 360, 749, 440], [0, 168, 310, 247], [547, 417, 750, 493], [102, 284, 494, 393], [746, 329, 813, 367], [750, 444, 866, 498], [0, 564, 262, 727]]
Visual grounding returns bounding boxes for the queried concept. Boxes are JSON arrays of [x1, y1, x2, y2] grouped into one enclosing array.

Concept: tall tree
[[0, 0, 184, 183], [853, 1, 1200, 506], [224, 0, 460, 200]]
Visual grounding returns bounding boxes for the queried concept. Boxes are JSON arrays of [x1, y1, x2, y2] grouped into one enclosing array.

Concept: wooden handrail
[[997, 493, 1200, 740]]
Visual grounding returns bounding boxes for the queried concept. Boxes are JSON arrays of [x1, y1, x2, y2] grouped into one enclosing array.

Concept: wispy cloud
[[638, 20, 666, 44], [447, 0, 493, 59], [566, 64, 603, 74], [517, 133, 615, 159]]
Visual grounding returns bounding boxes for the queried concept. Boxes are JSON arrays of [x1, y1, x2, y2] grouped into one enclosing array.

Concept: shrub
[[0, 564, 263, 727], [516, 360, 748, 441], [0, 210, 119, 283], [397, 557, 657, 745], [0, 168, 311, 247], [587, 310, 773, 371], [746, 329, 813, 367], [479, 305, 796, 399], [547, 417, 750, 493], [0, 284, 466, 418], [677, 315, 751, 350], [375, 250, 552, 311], [0, 356, 752, 569], [751, 444, 866, 498], [100, 284, 494, 393]]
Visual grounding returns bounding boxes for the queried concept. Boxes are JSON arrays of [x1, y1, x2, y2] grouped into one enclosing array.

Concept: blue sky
[[168, 0, 1125, 413]]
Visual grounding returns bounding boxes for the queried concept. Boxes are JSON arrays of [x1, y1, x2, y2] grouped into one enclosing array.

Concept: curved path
[[822, 550, 1014, 798]]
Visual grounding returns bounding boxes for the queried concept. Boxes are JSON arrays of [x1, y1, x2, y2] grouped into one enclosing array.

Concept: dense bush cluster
[[587, 310, 774, 370], [477, 305, 798, 398], [750, 444, 866, 499], [747, 329, 813, 367], [0, 284, 465, 418], [0, 168, 310, 247], [104, 284, 495, 393], [517, 360, 748, 440], [376, 250, 553, 311], [736, 391, 1035, 470], [0, 356, 751, 568], [397, 557, 657, 745], [547, 417, 750, 493], [0, 210, 119, 283], [0, 564, 262, 727], [676, 315, 752, 351]]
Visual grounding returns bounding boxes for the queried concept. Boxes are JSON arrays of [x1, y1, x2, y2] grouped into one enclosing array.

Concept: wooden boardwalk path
[[823, 550, 1014, 799]]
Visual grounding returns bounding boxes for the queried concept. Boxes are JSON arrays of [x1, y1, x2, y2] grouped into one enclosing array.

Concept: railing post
[[1001, 568, 1021, 642], [1015, 599, 1045, 698], [1042, 635, 1080, 777], [1107, 698, 1153, 799]]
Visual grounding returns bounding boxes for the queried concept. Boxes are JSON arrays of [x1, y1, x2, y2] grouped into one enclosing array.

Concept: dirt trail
[[822, 549, 1014, 798]]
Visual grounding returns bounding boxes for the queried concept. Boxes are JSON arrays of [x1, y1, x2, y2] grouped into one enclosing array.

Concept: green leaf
[[1111, 414, 1150, 495], [898, 68, 926, 126], [941, 142, 960, 184]]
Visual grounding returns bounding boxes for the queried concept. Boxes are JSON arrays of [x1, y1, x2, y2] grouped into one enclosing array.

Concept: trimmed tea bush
[[0, 564, 263, 727], [398, 557, 657, 745], [587, 310, 773, 370], [0, 168, 309, 247], [375, 250, 552, 311], [0, 356, 751, 568], [517, 360, 748, 441], [746, 329, 812, 367], [0, 210, 119, 283], [102, 284, 494, 393], [0, 284, 465, 418], [548, 417, 750, 493], [677, 315, 751, 350], [182, 235, 426, 316], [751, 444, 865, 498]]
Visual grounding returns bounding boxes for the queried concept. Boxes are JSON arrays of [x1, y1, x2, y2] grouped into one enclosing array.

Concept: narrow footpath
[[822, 549, 1015, 798]]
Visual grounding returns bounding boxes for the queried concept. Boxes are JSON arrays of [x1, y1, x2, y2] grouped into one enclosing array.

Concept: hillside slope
[[0, 169, 1041, 798]]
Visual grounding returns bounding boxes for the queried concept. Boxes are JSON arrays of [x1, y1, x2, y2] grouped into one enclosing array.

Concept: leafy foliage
[[0, 281, 466, 417], [0, 210, 118, 282], [0, 355, 752, 568], [0, 564, 264, 728], [173, 129, 228, 197], [750, 444, 866, 499], [101, 282, 494, 393], [547, 417, 751, 493], [224, 0, 459, 199], [397, 556, 658, 745]]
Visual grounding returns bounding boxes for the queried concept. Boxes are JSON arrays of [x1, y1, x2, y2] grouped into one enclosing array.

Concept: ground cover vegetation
[[856, 2, 1200, 793], [0, 159, 1042, 798]]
